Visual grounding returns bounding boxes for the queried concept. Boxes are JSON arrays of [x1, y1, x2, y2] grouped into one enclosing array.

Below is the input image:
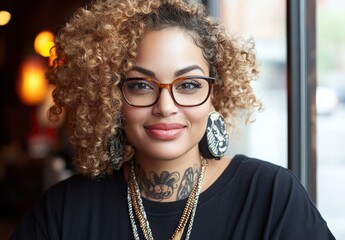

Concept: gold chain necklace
[[127, 158, 208, 240]]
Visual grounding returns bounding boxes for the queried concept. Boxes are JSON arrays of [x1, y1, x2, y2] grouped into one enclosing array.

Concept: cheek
[[122, 106, 143, 136], [185, 103, 212, 129]]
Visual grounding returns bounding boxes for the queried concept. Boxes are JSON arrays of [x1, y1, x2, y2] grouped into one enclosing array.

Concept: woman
[[11, 0, 335, 239]]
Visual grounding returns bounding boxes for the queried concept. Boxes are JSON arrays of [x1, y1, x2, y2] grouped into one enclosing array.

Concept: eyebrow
[[130, 65, 205, 78], [131, 66, 156, 77], [174, 65, 205, 77]]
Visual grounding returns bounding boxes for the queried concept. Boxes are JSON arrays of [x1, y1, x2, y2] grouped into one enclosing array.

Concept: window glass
[[316, 0, 345, 238], [219, 0, 287, 167]]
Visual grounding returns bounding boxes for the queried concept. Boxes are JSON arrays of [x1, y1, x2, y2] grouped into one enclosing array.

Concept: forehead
[[133, 28, 209, 77]]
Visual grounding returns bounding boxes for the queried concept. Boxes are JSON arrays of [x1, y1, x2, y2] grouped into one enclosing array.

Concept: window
[[317, 0, 345, 238], [206, 0, 344, 238], [213, 0, 288, 167]]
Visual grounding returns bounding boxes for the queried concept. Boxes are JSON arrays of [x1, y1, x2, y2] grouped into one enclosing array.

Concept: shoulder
[[240, 155, 312, 191], [229, 155, 316, 213], [44, 171, 125, 203], [235, 154, 282, 169], [10, 172, 126, 239], [52, 173, 110, 190], [231, 155, 335, 239], [203, 154, 297, 204], [47, 174, 91, 193], [233, 154, 292, 180], [43, 174, 101, 198], [204, 155, 285, 191], [28, 174, 111, 215], [206, 154, 292, 195]]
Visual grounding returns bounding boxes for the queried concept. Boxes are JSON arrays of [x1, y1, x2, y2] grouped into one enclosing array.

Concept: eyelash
[[176, 80, 202, 90]]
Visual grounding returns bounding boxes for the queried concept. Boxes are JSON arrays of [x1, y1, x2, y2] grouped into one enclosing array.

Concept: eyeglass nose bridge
[[157, 82, 173, 90], [155, 82, 176, 103]]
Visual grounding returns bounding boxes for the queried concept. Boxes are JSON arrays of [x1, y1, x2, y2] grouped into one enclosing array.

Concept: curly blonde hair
[[47, 0, 261, 177]]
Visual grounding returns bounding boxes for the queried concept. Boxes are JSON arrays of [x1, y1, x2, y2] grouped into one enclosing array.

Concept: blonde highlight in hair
[[47, 0, 262, 177]]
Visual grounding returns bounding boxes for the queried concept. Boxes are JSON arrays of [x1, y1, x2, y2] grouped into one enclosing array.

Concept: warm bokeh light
[[0, 11, 11, 26], [17, 57, 48, 105], [34, 31, 55, 57]]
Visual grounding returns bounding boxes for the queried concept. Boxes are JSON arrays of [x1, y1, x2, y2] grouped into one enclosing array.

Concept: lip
[[145, 123, 186, 140]]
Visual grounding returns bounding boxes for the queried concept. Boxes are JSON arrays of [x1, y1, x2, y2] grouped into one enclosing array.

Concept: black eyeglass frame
[[121, 75, 215, 107]]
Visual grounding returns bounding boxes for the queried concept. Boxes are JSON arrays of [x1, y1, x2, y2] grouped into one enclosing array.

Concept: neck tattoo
[[127, 158, 208, 240], [136, 163, 200, 201]]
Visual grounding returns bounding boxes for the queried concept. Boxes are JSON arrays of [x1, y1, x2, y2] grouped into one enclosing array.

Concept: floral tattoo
[[137, 164, 199, 201]]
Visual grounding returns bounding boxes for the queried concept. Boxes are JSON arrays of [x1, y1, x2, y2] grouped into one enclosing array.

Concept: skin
[[122, 27, 231, 202]]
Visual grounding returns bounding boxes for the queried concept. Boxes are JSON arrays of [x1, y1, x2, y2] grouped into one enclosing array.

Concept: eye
[[174, 79, 203, 92], [125, 80, 156, 94]]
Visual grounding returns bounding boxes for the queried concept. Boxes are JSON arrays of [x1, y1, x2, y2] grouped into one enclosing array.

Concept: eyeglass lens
[[122, 77, 212, 107]]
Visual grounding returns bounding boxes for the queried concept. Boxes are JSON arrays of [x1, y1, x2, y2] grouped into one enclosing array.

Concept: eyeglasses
[[121, 75, 215, 107]]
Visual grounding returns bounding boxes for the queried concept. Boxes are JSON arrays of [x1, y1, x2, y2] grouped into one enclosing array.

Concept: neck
[[127, 155, 208, 240], [132, 152, 202, 202]]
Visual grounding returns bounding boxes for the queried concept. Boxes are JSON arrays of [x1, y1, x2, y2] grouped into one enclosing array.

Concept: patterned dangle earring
[[109, 117, 127, 170], [199, 111, 229, 160]]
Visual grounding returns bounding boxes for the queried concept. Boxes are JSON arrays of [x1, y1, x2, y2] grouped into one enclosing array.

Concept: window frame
[[287, 0, 317, 202]]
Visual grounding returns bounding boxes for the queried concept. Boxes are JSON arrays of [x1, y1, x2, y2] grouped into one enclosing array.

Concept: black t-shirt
[[10, 155, 335, 240]]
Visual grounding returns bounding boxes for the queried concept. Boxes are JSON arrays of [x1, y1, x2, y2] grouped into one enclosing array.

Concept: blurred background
[[0, 0, 344, 239], [0, 0, 89, 238]]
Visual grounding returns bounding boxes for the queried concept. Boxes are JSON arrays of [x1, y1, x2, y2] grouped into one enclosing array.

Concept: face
[[122, 28, 213, 161]]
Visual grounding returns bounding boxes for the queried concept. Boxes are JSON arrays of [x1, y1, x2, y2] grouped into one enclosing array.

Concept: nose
[[152, 88, 178, 117]]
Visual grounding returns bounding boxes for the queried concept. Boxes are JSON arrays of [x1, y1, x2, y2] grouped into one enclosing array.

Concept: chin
[[137, 142, 197, 161]]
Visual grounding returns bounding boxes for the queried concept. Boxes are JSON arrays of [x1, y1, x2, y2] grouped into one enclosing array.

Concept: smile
[[144, 123, 186, 140]]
